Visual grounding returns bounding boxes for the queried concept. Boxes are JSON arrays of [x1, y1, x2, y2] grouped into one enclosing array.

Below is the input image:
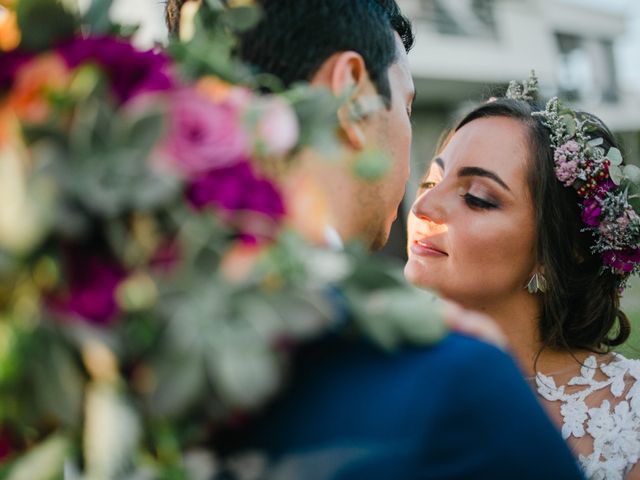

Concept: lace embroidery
[[536, 353, 640, 480]]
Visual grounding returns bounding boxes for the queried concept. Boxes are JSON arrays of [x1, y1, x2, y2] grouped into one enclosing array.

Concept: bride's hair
[[455, 99, 631, 353]]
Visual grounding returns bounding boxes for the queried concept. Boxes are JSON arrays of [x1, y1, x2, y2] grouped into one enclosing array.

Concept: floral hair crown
[[508, 72, 640, 286]]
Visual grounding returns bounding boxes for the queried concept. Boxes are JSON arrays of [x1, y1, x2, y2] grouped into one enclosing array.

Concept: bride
[[404, 82, 640, 479]]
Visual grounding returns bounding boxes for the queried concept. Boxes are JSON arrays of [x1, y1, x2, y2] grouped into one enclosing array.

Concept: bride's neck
[[469, 293, 544, 377], [476, 294, 590, 377]]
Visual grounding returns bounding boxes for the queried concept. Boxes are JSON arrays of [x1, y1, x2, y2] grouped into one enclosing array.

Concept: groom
[[167, 1, 585, 478]]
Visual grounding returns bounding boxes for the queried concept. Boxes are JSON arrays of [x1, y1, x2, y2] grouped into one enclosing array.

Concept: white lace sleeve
[[536, 353, 640, 480]]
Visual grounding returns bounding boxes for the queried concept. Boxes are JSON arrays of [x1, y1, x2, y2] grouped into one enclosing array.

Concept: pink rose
[[163, 89, 248, 176], [253, 97, 299, 157]]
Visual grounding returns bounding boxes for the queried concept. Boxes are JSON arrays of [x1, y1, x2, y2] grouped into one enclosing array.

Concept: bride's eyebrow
[[458, 166, 511, 192], [434, 157, 445, 171]]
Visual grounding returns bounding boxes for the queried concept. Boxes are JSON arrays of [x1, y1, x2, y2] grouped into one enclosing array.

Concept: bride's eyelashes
[[419, 180, 499, 210], [462, 193, 499, 210]]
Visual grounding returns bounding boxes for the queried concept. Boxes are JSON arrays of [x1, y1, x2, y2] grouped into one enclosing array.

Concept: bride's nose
[[411, 187, 446, 225]]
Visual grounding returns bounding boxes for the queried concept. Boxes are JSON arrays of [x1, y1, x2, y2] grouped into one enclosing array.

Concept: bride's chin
[[403, 260, 439, 290]]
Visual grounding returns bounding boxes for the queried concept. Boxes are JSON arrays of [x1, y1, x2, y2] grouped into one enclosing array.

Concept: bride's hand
[[443, 302, 509, 351]]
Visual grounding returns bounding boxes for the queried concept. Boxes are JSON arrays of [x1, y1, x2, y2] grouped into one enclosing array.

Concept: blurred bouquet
[[0, 0, 444, 478]]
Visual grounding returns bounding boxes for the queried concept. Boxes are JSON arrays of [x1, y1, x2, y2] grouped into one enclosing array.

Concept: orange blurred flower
[[0, 8, 20, 51], [220, 241, 266, 284], [195, 76, 235, 103], [0, 103, 16, 147], [284, 173, 332, 246], [7, 54, 71, 123]]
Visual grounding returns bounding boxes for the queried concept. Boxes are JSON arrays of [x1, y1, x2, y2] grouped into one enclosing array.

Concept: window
[[409, 0, 498, 38], [556, 33, 619, 104]]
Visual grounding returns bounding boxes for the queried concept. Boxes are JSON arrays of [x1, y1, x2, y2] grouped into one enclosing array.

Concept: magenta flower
[[602, 249, 640, 274], [596, 180, 616, 198], [162, 89, 249, 176], [581, 198, 602, 227], [0, 431, 12, 463], [187, 161, 285, 219], [53, 253, 125, 325], [57, 36, 174, 103], [0, 51, 33, 91]]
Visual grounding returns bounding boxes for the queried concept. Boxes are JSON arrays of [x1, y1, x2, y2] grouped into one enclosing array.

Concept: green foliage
[[82, 0, 113, 34], [286, 85, 343, 157], [16, 0, 77, 52], [618, 277, 640, 359], [353, 150, 391, 181]]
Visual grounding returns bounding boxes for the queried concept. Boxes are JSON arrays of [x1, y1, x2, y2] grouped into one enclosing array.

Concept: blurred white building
[[382, 0, 640, 256]]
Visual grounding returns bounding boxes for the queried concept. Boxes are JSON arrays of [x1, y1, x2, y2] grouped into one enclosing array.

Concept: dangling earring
[[526, 271, 547, 294]]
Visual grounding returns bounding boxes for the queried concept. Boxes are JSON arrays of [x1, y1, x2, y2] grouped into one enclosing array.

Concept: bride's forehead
[[440, 120, 530, 165]]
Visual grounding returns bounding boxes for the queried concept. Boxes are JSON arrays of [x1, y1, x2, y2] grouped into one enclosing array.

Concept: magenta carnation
[[187, 161, 285, 219], [57, 36, 174, 103], [602, 249, 640, 274], [581, 198, 602, 227], [53, 253, 125, 325], [163, 89, 249, 176], [0, 51, 33, 91]]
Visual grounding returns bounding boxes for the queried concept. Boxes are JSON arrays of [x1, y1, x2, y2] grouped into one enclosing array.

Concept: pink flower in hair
[[555, 159, 579, 186]]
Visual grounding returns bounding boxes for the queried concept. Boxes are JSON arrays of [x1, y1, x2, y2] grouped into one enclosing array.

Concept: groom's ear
[[311, 51, 374, 151]]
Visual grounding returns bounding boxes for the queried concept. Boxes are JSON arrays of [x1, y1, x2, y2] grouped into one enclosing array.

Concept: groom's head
[[167, 0, 416, 250]]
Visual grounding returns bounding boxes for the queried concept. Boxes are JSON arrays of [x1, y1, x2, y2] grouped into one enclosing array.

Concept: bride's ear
[[312, 51, 373, 151]]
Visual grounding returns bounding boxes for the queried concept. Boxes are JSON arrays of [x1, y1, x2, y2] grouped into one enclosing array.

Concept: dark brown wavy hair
[[455, 98, 631, 353], [165, 0, 414, 107]]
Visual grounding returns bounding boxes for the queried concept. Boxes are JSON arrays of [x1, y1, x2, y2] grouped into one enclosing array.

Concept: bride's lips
[[410, 238, 448, 257]]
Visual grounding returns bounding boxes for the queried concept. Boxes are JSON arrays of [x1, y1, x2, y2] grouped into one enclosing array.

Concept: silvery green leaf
[[122, 107, 166, 155], [302, 250, 352, 284], [607, 147, 623, 166], [348, 288, 446, 351], [289, 86, 342, 157], [82, 0, 113, 34], [261, 291, 334, 340], [562, 115, 577, 137], [84, 383, 141, 479], [206, 337, 282, 409], [183, 449, 222, 480], [16, 0, 77, 52], [6, 434, 70, 480], [147, 355, 205, 417], [222, 5, 262, 32], [31, 340, 84, 428], [353, 150, 391, 181], [609, 165, 624, 185], [623, 164, 640, 184], [588, 137, 604, 147]]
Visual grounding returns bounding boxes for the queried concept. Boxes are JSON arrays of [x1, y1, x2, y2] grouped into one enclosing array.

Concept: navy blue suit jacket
[[234, 333, 585, 479]]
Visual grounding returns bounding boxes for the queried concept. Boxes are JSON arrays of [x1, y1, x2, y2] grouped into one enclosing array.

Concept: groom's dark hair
[[166, 0, 414, 107]]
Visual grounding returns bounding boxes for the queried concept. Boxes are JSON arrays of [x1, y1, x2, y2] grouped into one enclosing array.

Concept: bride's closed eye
[[459, 185, 500, 210], [462, 193, 499, 210]]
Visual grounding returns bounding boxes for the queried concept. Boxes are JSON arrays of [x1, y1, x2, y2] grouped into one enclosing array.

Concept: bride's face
[[404, 116, 538, 308]]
